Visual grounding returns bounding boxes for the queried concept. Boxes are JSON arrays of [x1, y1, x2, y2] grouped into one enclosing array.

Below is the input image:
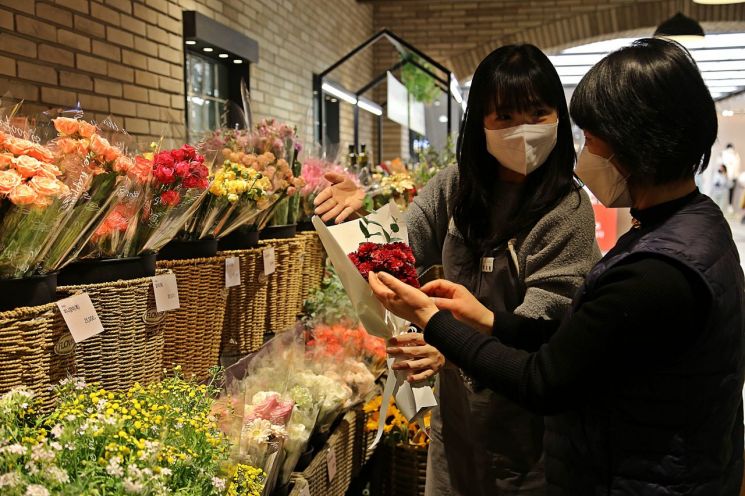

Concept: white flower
[[24, 484, 49, 496], [1, 444, 26, 455], [211, 477, 226, 491], [50, 424, 63, 439], [49, 442, 62, 452], [30, 444, 54, 463], [0, 472, 21, 488], [65, 414, 76, 422], [122, 478, 144, 494], [106, 456, 124, 477], [46, 466, 69, 484], [24, 462, 40, 476], [160, 467, 172, 477]]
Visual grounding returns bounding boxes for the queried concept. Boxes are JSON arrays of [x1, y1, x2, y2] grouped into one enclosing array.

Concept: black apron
[[425, 219, 546, 496]]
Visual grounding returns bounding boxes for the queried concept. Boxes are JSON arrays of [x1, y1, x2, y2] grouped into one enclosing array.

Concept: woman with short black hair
[[316, 44, 600, 495], [369, 38, 745, 495]]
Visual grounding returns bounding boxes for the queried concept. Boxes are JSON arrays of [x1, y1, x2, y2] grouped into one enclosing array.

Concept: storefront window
[[185, 52, 230, 144]]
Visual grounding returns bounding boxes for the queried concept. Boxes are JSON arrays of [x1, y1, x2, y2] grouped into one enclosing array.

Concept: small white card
[[326, 446, 337, 482], [263, 247, 276, 276], [225, 257, 241, 287], [152, 273, 180, 312], [56, 293, 104, 343], [481, 257, 494, 273]]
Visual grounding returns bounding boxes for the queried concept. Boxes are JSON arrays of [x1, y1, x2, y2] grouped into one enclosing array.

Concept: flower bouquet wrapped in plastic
[[0, 125, 70, 279], [35, 116, 138, 271], [312, 202, 436, 449]]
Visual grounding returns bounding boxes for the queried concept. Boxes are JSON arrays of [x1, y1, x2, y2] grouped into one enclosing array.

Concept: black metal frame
[[314, 29, 458, 163]]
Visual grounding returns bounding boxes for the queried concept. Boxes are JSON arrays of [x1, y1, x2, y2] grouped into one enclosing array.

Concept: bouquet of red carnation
[[348, 241, 419, 288]]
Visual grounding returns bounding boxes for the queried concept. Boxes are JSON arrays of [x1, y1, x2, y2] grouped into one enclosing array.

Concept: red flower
[[172, 147, 187, 162], [154, 152, 175, 168], [174, 160, 190, 178], [181, 144, 197, 160], [183, 174, 208, 189], [154, 165, 175, 184], [160, 189, 181, 207], [348, 241, 419, 288]]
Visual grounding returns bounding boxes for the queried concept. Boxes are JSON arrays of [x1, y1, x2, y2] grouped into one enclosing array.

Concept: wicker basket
[[219, 248, 269, 356], [156, 255, 228, 379], [260, 237, 305, 332], [55, 276, 165, 392], [354, 407, 378, 476], [296, 232, 326, 303], [0, 303, 60, 408], [291, 410, 357, 496], [371, 443, 429, 496]]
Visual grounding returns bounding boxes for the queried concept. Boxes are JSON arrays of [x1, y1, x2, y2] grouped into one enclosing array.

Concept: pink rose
[[0, 169, 23, 194], [174, 161, 190, 178]]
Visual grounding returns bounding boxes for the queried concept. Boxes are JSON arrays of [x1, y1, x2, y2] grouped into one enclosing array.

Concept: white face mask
[[484, 121, 558, 175], [575, 148, 632, 208]]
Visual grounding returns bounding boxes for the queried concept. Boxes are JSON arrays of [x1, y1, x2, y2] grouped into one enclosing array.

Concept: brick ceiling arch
[[448, 0, 745, 80]]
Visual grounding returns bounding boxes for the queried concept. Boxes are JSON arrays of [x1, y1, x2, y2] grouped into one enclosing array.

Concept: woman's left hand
[[368, 272, 439, 329]]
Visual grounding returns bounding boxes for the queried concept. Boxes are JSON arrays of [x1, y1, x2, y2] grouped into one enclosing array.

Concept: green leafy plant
[[401, 56, 440, 104]]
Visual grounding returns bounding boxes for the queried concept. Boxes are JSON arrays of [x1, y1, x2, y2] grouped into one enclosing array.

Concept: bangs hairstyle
[[453, 44, 579, 254], [570, 37, 717, 186]]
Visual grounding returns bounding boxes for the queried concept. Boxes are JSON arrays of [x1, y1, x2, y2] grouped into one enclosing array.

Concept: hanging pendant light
[[654, 12, 705, 46]]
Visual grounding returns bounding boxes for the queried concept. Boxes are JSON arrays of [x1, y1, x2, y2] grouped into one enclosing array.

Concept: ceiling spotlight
[[218, 53, 229, 58], [433, 100, 441, 106], [203, 47, 213, 52], [185, 40, 196, 45], [233, 59, 243, 64], [330, 98, 338, 103], [438, 115, 448, 123], [722, 109, 735, 117], [654, 12, 705, 46]]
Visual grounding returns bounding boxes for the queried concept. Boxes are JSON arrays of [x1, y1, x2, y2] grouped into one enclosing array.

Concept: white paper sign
[[152, 273, 180, 312], [56, 293, 104, 343], [326, 447, 337, 482], [263, 247, 276, 276], [225, 257, 241, 287], [481, 257, 494, 273]]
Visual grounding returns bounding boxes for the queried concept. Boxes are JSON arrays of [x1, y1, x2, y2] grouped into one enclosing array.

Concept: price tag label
[[56, 293, 104, 343], [481, 257, 494, 273], [326, 447, 337, 482], [152, 273, 180, 312], [225, 257, 241, 287], [263, 247, 276, 276]]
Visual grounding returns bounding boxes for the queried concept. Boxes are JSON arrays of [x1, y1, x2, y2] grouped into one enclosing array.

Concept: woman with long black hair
[[315, 44, 599, 495], [368, 38, 745, 495]]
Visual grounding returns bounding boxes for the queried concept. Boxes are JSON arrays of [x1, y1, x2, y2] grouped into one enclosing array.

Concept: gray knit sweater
[[405, 165, 601, 320]]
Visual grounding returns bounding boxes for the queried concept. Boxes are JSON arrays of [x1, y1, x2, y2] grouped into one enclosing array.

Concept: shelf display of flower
[[0, 130, 70, 279], [0, 370, 266, 495], [363, 395, 430, 448]]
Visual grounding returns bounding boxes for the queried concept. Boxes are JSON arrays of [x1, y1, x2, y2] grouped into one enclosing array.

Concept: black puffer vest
[[544, 192, 745, 495]]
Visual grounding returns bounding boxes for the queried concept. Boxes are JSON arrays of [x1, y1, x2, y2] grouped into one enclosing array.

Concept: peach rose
[[8, 183, 38, 205], [12, 155, 43, 178], [56, 137, 79, 155], [104, 145, 121, 163], [78, 120, 96, 139], [0, 132, 6, 146], [53, 117, 81, 136], [0, 153, 12, 169], [0, 169, 23, 195], [4, 137, 33, 156], [28, 143, 55, 163], [90, 134, 111, 160], [30, 175, 66, 197], [113, 156, 133, 174]]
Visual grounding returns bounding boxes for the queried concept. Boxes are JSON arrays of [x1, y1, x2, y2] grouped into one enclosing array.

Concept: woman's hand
[[421, 279, 494, 334], [313, 172, 365, 223], [368, 272, 439, 329], [387, 333, 445, 382]]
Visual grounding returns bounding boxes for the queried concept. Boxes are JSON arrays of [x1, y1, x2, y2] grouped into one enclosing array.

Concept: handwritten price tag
[[326, 447, 337, 482], [225, 257, 241, 288], [56, 293, 104, 343], [263, 247, 276, 276], [152, 273, 180, 312]]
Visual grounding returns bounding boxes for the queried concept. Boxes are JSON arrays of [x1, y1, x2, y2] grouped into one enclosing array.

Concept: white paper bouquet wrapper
[[312, 202, 436, 450]]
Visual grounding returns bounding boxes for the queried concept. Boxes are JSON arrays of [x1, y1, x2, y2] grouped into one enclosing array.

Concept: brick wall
[[0, 0, 375, 154]]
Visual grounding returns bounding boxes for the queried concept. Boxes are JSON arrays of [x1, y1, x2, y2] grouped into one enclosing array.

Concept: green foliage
[[401, 56, 440, 104]]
